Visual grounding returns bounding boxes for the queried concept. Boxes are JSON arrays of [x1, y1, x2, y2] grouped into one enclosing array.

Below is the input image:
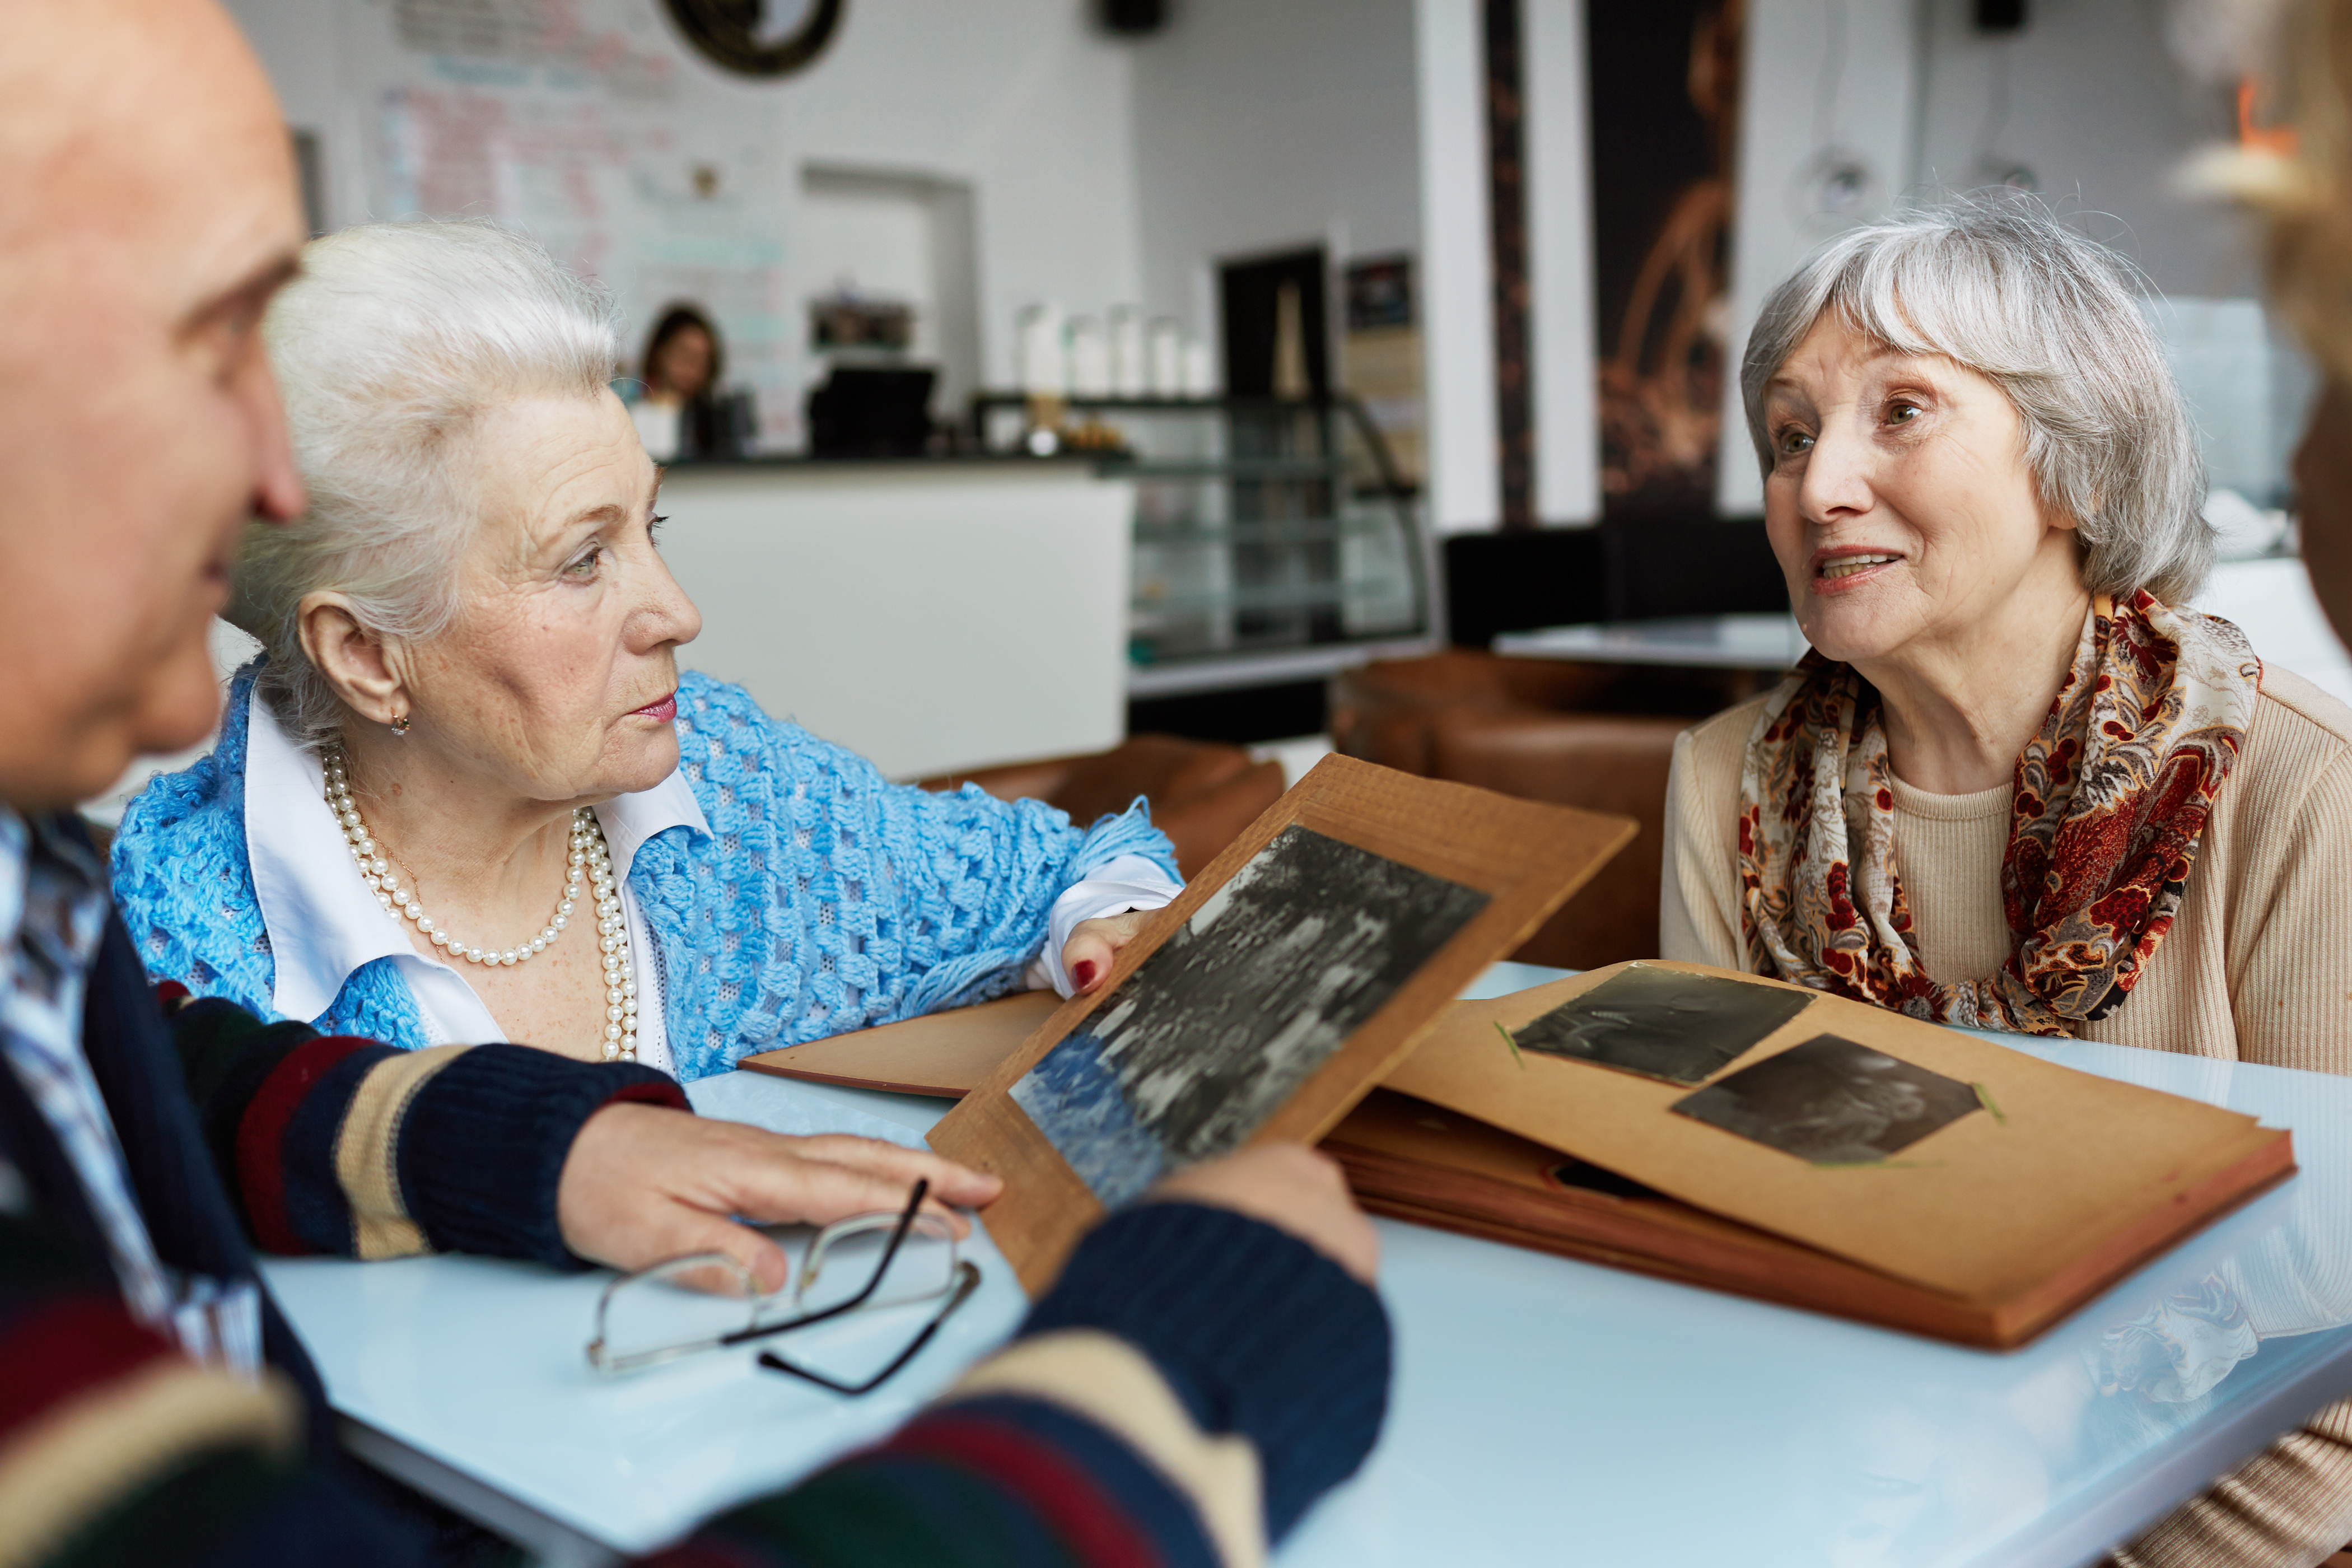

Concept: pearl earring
[[390, 714, 412, 737]]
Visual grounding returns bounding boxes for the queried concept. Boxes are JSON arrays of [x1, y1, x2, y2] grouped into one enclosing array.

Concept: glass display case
[[969, 394, 1434, 693]]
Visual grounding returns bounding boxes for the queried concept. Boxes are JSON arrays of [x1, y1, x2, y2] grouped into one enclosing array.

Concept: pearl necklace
[[322, 745, 640, 1062]]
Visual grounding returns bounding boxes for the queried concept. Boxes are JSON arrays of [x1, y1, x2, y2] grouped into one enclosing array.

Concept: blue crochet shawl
[[109, 667, 1177, 1082]]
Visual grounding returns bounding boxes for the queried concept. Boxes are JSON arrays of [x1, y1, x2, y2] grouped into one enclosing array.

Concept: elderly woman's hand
[[1062, 910, 1154, 995], [557, 1104, 1002, 1294]]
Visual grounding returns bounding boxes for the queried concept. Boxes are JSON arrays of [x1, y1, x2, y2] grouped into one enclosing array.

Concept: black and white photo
[[1011, 825, 1491, 1206], [1510, 964, 1812, 1084], [1669, 1034, 1983, 1165]]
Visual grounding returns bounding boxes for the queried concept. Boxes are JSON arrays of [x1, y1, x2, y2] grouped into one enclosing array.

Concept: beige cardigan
[[1661, 665, 2352, 1566]]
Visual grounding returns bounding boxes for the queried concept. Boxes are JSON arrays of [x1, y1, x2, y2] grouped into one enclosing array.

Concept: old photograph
[[1510, 964, 1813, 1084], [1668, 1033, 1982, 1165], [1011, 824, 1491, 1207]]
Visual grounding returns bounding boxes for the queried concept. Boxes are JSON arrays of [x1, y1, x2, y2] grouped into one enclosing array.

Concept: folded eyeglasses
[[587, 1179, 981, 1395]]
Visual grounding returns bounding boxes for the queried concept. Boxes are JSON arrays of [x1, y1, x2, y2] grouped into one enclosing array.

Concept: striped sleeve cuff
[[0, 1292, 303, 1567], [170, 995, 686, 1266], [683, 1383, 1230, 1568], [1019, 1204, 1392, 1541], [945, 1332, 1263, 1566], [392, 1043, 685, 1266]]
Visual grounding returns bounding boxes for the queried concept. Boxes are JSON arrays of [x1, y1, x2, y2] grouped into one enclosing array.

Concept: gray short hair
[[1739, 194, 2213, 604], [230, 220, 621, 749]]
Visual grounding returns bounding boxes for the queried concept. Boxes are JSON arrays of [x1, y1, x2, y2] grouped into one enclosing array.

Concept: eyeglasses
[[587, 1180, 982, 1394]]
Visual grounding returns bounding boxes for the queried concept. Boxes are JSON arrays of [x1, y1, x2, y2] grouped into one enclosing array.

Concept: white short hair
[[1739, 194, 2213, 604], [230, 220, 621, 748]]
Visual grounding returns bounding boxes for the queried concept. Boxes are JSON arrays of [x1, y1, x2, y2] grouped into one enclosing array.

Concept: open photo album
[[856, 755, 1634, 1290], [744, 777, 2293, 1346]]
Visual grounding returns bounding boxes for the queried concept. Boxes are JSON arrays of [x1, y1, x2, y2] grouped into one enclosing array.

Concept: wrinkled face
[[1759, 314, 2083, 667], [0, 1, 307, 808], [654, 325, 715, 399], [401, 390, 703, 803]]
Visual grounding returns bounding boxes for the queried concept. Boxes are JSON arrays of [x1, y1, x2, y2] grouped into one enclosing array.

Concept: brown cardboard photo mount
[[743, 991, 1063, 1098], [1382, 960, 2298, 1347], [928, 753, 1636, 1293]]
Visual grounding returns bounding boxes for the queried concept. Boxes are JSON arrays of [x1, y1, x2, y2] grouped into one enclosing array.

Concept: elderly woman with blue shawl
[[110, 221, 1180, 1085]]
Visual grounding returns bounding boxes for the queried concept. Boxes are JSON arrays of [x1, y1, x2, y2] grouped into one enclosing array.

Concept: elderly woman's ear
[[297, 590, 410, 730]]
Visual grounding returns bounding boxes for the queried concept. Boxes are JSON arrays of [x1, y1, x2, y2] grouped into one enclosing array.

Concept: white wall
[[1910, 0, 2246, 298], [1715, 0, 2257, 515], [1416, 0, 1501, 534], [1716, 0, 1923, 516], [218, 0, 371, 229], [229, 0, 1506, 525], [221, 0, 1145, 401], [769, 1, 1146, 390], [1124, 0, 1513, 536], [1126, 0, 1424, 333], [1524, 0, 1600, 525]]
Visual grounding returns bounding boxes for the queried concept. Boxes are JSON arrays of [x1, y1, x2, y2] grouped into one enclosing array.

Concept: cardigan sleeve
[[869, 777, 1180, 1019], [107, 746, 283, 1026], [2107, 1399, 2352, 1568], [1659, 725, 1748, 970], [163, 991, 683, 1266], [6, 962, 1384, 1565], [667, 676, 1180, 1049], [2220, 742, 2352, 1075]]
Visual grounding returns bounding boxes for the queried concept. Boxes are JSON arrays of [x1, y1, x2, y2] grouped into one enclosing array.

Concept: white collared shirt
[[242, 689, 1180, 1076]]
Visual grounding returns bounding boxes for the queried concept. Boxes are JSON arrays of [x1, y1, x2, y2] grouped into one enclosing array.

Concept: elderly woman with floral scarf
[[1662, 193, 2352, 1568], [1662, 195, 2352, 1066]]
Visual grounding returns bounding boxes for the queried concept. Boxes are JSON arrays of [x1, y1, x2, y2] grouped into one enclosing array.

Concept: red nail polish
[[1074, 960, 1098, 990]]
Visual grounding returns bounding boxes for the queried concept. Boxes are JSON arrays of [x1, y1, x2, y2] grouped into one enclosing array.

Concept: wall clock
[[661, 0, 844, 78]]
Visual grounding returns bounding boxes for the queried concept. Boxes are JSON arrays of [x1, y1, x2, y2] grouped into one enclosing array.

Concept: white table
[[265, 963, 2352, 1566]]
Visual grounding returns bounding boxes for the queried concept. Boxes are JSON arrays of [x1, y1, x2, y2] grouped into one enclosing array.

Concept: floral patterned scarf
[[1737, 591, 2261, 1035]]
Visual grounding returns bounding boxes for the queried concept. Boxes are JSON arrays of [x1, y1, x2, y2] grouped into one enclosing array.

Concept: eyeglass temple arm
[[717, 1177, 930, 1348], [758, 1261, 982, 1397]]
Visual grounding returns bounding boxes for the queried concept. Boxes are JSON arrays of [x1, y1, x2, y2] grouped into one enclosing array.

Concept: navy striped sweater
[[0, 884, 1389, 1567]]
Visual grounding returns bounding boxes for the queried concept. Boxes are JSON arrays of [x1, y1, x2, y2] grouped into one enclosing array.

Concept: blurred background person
[[630, 302, 745, 460]]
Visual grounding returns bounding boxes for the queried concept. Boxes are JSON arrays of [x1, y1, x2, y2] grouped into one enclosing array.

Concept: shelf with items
[[968, 392, 1432, 686]]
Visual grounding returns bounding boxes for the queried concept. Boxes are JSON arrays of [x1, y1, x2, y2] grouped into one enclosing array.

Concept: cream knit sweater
[[1662, 665, 2352, 1567]]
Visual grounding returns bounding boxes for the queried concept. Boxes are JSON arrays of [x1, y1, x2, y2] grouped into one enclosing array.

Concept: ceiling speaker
[[1100, 0, 1166, 37]]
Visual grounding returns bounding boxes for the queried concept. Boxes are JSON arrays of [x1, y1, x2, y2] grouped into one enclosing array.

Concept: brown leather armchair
[[1328, 648, 1624, 777], [921, 734, 1285, 879], [1427, 708, 1686, 969], [1331, 651, 1705, 970]]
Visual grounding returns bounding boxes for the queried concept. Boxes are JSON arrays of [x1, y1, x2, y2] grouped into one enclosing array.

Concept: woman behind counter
[[629, 301, 737, 462], [1663, 195, 2352, 1066], [110, 221, 1179, 1081]]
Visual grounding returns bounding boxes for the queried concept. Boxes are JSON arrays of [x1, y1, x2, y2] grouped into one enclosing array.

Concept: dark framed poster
[[1588, 0, 1744, 514]]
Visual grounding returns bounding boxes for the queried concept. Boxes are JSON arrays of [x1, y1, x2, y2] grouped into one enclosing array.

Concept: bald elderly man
[[0, 4, 1387, 1564]]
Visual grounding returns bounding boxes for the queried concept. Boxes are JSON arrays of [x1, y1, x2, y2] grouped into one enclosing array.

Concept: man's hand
[[1062, 909, 1152, 994], [1150, 1144, 1379, 1284], [557, 1104, 1004, 1293]]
